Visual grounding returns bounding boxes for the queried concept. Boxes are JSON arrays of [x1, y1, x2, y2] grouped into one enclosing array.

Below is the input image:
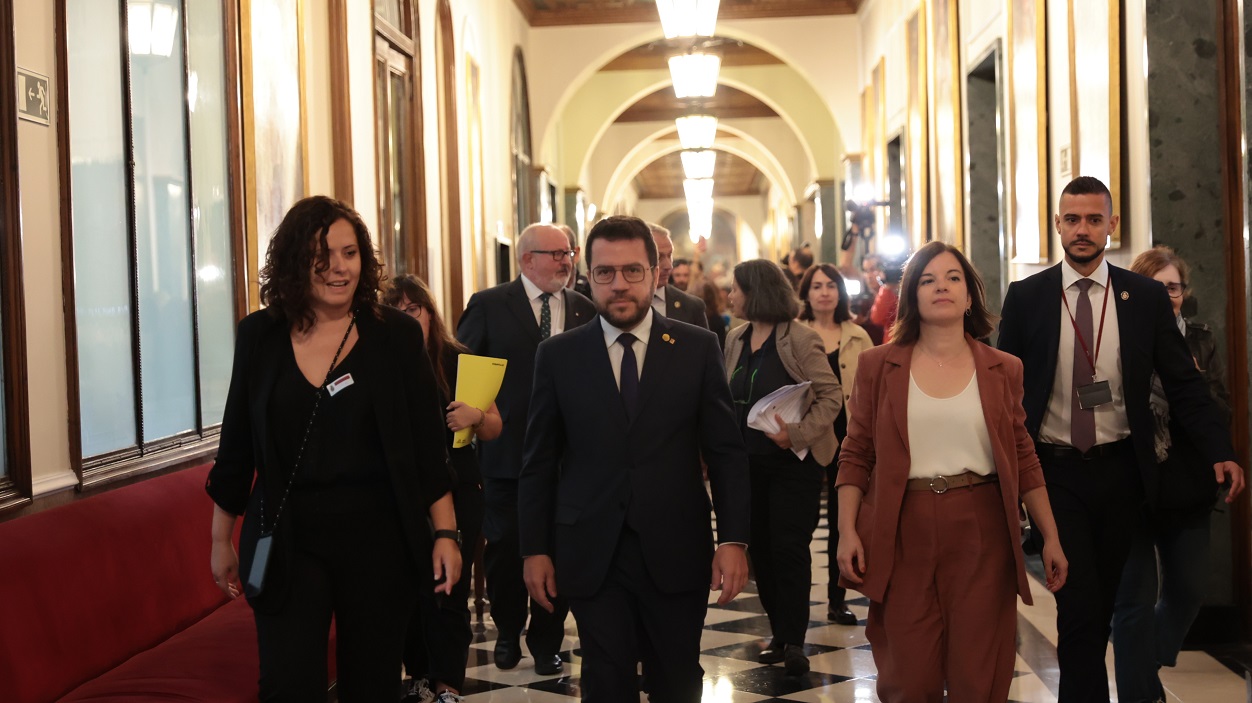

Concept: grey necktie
[[1071, 278, 1096, 453]]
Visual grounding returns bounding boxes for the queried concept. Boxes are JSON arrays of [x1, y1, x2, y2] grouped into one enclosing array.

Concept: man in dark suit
[[997, 176, 1244, 703], [456, 223, 597, 675], [647, 223, 709, 329], [520, 215, 750, 702]]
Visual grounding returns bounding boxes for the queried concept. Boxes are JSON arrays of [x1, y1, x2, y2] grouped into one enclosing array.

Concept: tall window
[[374, 0, 424, 278], [63, 0, 237, 478]]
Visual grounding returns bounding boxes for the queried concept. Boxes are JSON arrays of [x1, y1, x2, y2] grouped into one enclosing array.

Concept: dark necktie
[[1071, 278, 1096, 453], [539, 293, 552, 340], [617, 333, 639, 420]]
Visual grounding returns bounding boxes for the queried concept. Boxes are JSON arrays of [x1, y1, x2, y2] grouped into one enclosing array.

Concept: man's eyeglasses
[[530, 249, 576, 262], [590, 265, 652, 284], [1161, 282, 1187, 298]]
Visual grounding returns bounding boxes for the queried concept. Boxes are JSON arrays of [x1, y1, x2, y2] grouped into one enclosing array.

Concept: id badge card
[[1076, 380, 1113, 410]]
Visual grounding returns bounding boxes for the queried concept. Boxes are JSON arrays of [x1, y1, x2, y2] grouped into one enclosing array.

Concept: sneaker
[[402, 677, 436, 703], [435, 692, 465, 703]]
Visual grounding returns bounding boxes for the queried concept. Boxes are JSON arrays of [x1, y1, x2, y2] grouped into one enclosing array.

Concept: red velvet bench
[[0, 464, 335, 702]]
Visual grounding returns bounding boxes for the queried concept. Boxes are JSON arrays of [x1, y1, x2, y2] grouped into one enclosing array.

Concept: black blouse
[[827, 349, 848, 442], [269, 339, 388, 488], [441, 350, 482, 486], [730, 326, 798, 460]]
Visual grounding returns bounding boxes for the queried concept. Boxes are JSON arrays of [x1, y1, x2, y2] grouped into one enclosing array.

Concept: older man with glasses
[[456, 223, 597, 676]]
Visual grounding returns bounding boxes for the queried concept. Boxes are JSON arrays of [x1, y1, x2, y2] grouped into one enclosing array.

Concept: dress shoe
[[783, 644, 810, 677], [827, 603, 858, 626], [533, 653, 563, 676], [493, 638, 522, 670], [758, 639, 785, 664]]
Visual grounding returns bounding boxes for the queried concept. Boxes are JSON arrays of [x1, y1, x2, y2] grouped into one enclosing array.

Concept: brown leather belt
[[906, 471, 998, 494]]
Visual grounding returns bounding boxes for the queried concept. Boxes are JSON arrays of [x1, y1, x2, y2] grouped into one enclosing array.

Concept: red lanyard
[[1061, 278, 1110, 380]]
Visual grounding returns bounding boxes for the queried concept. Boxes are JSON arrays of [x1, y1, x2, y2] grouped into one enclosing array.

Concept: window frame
[[55, 0, 248, 489], [0, 0, 34, 512]]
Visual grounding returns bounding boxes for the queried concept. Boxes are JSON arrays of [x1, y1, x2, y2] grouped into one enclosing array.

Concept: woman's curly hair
[[259, 196, 384, 331]]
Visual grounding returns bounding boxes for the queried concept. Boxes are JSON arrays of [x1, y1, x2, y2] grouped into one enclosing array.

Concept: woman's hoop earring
[[965, 307, 972, 316]]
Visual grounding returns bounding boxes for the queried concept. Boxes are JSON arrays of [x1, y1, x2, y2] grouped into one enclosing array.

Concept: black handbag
[[244, 313, 356, 600]]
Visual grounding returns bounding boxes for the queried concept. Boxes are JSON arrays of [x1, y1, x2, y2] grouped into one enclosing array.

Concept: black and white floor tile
[[444, 516, 1246, 702]]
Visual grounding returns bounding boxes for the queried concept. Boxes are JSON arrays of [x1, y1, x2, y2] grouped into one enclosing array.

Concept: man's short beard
[[1064, 240, 1105, 265], [598, 299, 648, 329]]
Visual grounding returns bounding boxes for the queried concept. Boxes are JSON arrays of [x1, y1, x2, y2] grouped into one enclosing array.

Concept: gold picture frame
[[928, 0, 964, 247], [1008, 0, 1049, 262]]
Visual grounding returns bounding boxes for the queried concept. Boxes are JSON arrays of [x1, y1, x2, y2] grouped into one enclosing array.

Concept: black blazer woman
[[207, 197, 459, 702]]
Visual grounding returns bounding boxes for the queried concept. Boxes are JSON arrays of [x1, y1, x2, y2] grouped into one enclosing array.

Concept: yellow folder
[[452, 354, 508, 448]]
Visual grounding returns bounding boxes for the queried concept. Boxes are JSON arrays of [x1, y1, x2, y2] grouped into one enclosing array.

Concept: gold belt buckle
[[929, 476, 950, 494]]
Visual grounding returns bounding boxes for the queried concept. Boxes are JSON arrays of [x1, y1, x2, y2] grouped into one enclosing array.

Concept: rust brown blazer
[[835, 336, 1045, 604]]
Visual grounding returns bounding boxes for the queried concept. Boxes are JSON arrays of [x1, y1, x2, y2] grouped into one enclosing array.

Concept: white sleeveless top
[[906, 372, 996, 479]]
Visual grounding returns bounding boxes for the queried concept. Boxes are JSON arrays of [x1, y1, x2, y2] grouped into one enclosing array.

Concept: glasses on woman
[[591, 264, 651, 284], [530, 249, 576, 262], [1161, 282, 1187, 298]]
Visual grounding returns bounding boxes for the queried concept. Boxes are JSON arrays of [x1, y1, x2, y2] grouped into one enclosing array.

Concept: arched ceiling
[[514, 0, 863, 26], [633, 149, 765, 199]]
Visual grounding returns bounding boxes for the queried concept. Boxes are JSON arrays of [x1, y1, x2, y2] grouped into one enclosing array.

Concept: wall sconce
[[675, 115, 717, 149], [656, 0, 721, 39], [680, 150, 716, 180], [129, 0, 180, 57]]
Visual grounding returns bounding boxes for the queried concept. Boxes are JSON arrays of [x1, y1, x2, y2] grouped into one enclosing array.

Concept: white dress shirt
[[652, 285, 668, 318], [521, 274, 565, 336], [1038, 259, 1131, 446], [601, 309, 653, 388]]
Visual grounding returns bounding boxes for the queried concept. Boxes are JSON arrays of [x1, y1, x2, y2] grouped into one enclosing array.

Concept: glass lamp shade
[[656, 0, 720, 39], [675, 115, 717, 149]]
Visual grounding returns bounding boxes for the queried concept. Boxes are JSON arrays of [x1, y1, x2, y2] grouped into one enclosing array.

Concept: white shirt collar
[[601, 308, 654, 348], [520, 273, 553, 302], [653, 285, 667, 304], [1061, 257, 1110, 290]]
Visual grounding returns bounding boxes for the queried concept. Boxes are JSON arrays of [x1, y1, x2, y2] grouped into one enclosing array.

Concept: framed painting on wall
[[906, 10, 930, 247], [1008, 0, 1049, 262], [241, 0, 306, 308], [1068, 0, 1121, 247], [929, 0, 964, 247]]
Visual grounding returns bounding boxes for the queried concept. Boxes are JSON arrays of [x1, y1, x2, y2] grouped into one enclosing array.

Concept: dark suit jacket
[[518, 315, 750, 598], [996, 263, 1234, 505], [456, 278, 596, 480], [663, 284, 709, 329], [206, 306, 451, 607]]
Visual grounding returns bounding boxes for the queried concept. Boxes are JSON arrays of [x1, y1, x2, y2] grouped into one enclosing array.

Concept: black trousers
[[749, 455, 824, 645], [569, 527, 708, 703], [825, 455, 848, 606], [403, 480, 485, 689], [254, 485, 417, 703], [1040, 441, 1138, 703], [482, 477, 569, 654]]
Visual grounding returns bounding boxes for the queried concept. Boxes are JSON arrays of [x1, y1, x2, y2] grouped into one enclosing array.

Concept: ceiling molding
[[524, 0, 857, 28]]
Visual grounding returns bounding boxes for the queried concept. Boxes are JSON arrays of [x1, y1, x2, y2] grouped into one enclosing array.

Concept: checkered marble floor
[[443, 514, 1247, 702]]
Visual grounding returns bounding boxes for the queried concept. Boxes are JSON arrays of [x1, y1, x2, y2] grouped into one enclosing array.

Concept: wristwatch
[[433, 529, 462, 547]]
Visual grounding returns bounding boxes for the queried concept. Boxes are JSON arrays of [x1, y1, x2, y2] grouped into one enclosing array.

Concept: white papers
[[746, 381, 812, 460]]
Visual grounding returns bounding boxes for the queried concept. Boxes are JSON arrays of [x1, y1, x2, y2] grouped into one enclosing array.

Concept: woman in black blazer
[[207, 196, 460, 702]]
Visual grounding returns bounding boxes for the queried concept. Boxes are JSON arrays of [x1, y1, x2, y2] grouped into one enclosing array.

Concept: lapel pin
[[674, 300, 682, 308], [662, 333, 671, 342], [1120, 291, 1129, 301]]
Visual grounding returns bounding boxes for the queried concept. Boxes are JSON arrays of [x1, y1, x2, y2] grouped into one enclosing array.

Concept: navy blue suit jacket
[[518, 315, 750, 598], [455, 278, 596, 480], [996, 263, 1234, 505]]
